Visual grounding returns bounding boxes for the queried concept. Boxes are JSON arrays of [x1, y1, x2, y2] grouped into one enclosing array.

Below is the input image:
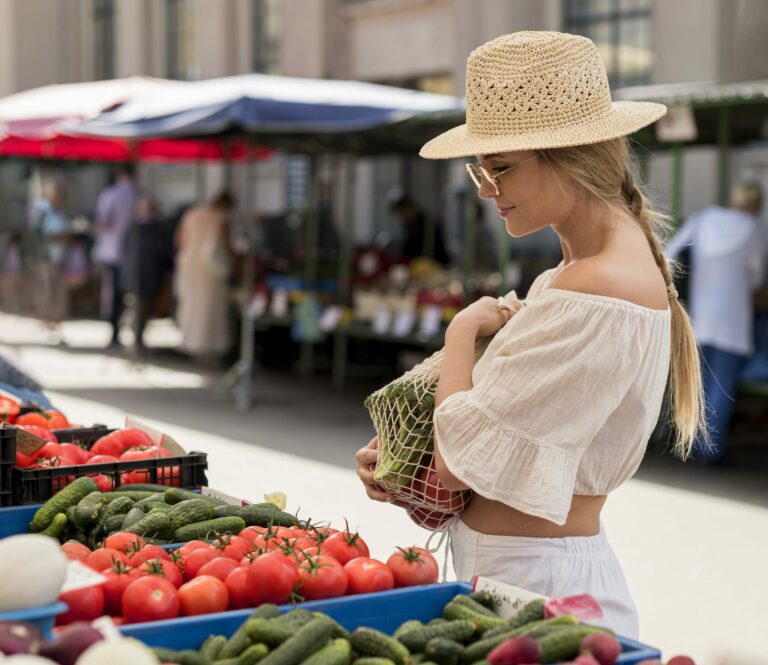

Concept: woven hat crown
[[466, 31, 612, 138]]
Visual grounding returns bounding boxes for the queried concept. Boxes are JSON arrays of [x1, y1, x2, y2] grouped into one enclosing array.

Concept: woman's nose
[[477, 176, 497, 200]]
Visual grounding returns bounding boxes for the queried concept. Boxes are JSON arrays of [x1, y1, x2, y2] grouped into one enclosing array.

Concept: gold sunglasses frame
[[465, 153, 540, 196]]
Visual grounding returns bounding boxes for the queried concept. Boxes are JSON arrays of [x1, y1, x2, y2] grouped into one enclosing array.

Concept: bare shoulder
[[549, 256, 668, 310]]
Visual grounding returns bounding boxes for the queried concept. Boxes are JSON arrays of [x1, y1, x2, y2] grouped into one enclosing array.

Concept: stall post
[[670, 142, 684, 227], [333, 155, 356, 388], [717, 105, 731, 206], [299, 155, 321, 376]]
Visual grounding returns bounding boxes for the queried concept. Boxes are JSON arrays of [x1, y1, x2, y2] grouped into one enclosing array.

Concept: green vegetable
[[125, 510, 171, 538], [32, 477, 99, 531], [102, 514, 128, 535], [424, 639, 463, 665], [117, 482, 176, 493], [442, 601, 505, 636], [173, 516, 246, 542], [467, 591, 495, 611], [220, 606, 280, 659], [236, 643, 270, 665], [164, 487, 226, 505], [73, 491, 107, 531], [301, 638, 352, 665], [168, 499, 217, 531], [246, 618, 296, 647], [350, 628, 410, 665], [101, 490, 158, 502], [134, 494, 168, 510], [258, 616, 335, 665], [352, 659, 396, 665], [200, 635, 227, 661], [241, 505, 300, 528], [537, 626, 610, 663], [508, 599, 545, 628], [94, 496, 134, 535], [121, 506, 146, 530], [397, 621, 475, 652], [41, 513, 67, 539], [450, 596, 498, 618], [393, 621, 423, 639], [274, 609, 315, 630], [152, 647, 209, 664]]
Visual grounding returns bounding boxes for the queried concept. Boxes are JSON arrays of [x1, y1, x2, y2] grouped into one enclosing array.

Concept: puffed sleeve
[[433, 292, 644, 525]]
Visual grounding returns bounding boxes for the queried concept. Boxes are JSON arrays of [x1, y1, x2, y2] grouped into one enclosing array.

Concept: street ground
[[0, 313, 765, 665]]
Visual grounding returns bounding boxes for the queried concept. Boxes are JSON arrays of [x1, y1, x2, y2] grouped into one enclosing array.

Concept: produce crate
[[120, 582, 662, 664], [1, 426, 208, 506], [0, 602, 67, 638], [0, 503, 37, 538]]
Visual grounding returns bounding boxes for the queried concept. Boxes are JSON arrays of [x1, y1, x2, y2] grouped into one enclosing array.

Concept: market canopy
[[68, 73, 465, 155], [0, 76, 271, 162]]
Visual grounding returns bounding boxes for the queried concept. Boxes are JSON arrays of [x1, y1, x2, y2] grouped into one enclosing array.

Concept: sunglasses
[[465, 153, 540, 196]]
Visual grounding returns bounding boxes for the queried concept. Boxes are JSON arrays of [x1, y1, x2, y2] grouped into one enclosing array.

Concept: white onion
[[0, 536, 67, 612], [4, 657, 58, 664], [75, 639, 159, 665]]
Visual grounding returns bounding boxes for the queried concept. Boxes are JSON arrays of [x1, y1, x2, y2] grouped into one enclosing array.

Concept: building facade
[[1, 0, 767, 247]]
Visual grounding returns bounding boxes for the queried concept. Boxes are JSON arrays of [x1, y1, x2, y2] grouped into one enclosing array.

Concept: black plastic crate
[[0, 428, 14, 507], [2, 426, 208, 505]]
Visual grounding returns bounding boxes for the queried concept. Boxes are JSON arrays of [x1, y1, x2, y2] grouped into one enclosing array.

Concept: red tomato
[[104, 532, 145, 555], [386, 547, 439, 587], [178, 576, 229, 616], [128, 544, 170, 567], [344, 558, 395, 595], [183, 547, 219, 580], [239, 527, 263, 543], [60, 541, 91, 563], [38, 442, 71, 460], [90, 431, 130, 457], [0, 397, 20, 423], [15, 412, 52, 429], [56, 585, 105, 625], [224, 566, 253, 610], [86, 454, 120, 465], [45, 410, 70, 429], [323, 530, 370, 565], [216, 535, 251, 561], [120, 447, 160, 461], [246, 551, 300, 605], [17, 425, 57, 442], [102, 562, 138, 616], [138, 558, 184, 589], [89, 474, 114, 492], [122, 576, 180, 624], [198, 557, 239, 582], [178, 540, 210, 556], [15, 449, 39, 468], [409, 467, 466, 513], [298, 555, 348, 600], [119, 470, 149, 485], [86, 547, 128, 572], [308, 526, 339, 544]]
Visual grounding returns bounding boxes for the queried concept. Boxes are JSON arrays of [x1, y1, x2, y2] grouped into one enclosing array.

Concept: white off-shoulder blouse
[[433, 266, 672, 525]]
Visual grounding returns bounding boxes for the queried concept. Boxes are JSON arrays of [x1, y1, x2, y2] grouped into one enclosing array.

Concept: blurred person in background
[[389, 191, 450, 265], [126, 195, 166, 356], [33, 179, 70, 340], [174, 190, 234, 365], [665, 181, 766, 463], [93, 163, 138, 349]]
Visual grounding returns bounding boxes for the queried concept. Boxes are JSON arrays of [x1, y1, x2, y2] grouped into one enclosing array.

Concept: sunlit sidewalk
[[1, 313, 766, 665]]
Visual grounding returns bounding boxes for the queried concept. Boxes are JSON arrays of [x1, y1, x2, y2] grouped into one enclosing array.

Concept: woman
[[175, 190, 234, 364], [356, 32, 707, 638]]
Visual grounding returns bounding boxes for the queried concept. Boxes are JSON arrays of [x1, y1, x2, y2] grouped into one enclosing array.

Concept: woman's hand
[[355, 436, 396, 503], [449, 296, 513, 338]]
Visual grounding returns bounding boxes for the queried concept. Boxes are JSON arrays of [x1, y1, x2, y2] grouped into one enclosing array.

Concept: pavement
[[1, 313, 766, 665]]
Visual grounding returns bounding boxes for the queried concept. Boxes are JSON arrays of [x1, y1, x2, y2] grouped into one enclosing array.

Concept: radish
[[37, 623, 103, 665], [580, 633, 621, 665], [0, 622, 43, 655], [487, 636, 540, 665]]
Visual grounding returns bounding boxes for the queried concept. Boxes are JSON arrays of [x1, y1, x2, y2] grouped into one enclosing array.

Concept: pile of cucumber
[[151, 591, 612, 665], [29, 477, 300, 548]]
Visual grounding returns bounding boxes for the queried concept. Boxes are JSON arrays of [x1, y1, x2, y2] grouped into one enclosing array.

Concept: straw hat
[[420, 31, 666, 159]]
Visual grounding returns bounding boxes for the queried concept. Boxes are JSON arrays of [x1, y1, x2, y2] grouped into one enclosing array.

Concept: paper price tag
[[61, 560, 107, 593], [201, 486, 245, 506], [472, 576, 547, 619], [5, 423, 47, 456]]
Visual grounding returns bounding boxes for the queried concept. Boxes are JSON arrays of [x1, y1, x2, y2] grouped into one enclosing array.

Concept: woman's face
[[474, 150, 578, 238]]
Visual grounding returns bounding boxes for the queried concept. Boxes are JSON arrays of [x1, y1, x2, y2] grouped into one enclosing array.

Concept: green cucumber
[[168, 499, 217, 532], [237, 643, 270, 665], [424, 639, 463, 665], [147, 502, 171, 512], [443, 601, 504, 635], [467, 591, 495, 611], [246, 618, 296, 647], [173, 516, 246, 542], [121, 506, 146, 530], [257, 616, 334, 665], [397, 621, 475, 652], [350, 628, 410, 665], [240, 505, 299, 528], [151, 647, 209, 664], [125, 510, 171, 538], [312, 613, 350, 640], [74, 491, 108, 531], [352, 659, 396, 665], [134, 494, 167, 510], [41, 513, 68, 539], [275, 608, 315, 630], [95, 495, 134, 533], [213, 504, 244, 519], [537, 625, 610, 663], [393, 621, 423, 639], [117, 482, 176, 493], [301, 638, 352, 665], [101, 490, 158, 502], [32, 477, 99, 531], [164, 487, 226, 505], [450, 596, 498, 618], [200, 635, 226, 660], [220, 605, 280, 659], [508, 599, 545, 628]]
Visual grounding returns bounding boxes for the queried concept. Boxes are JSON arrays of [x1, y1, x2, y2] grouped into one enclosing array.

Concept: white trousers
[[449, 518, 639, 640]]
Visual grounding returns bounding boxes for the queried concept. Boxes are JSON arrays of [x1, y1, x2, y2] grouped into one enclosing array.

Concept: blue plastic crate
[[0, 602, 68, 638], [120, 582, 661, 664], [0, 503, 37, 539]]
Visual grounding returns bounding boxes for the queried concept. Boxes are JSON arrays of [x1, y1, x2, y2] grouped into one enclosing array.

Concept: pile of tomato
[[13, 427, 180, 490], [57, 524, 439, 625]]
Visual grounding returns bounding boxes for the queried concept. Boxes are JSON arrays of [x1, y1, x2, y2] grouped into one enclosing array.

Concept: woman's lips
[[497, 206, 515, 216]]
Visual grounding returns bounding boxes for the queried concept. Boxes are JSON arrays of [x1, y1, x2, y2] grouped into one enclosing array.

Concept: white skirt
[[449, 518, 639, 640]]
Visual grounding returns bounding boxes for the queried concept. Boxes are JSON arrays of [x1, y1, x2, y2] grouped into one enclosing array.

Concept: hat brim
[[419, 101, 666, 159]]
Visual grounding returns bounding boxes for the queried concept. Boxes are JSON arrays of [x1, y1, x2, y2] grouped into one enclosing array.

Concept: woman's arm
[[433, 297, 512, 490]]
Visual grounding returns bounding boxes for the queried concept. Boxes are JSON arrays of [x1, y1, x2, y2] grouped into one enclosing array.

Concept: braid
[[621, 167, 709, 459]]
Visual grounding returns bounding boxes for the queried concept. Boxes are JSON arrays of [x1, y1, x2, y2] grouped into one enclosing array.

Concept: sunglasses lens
[[467, 165, 483, 189]]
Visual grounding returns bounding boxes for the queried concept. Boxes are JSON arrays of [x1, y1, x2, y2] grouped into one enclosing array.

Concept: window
[[93, 0, 115, 81], [563, 0, 653, 88], [252, 0, 281, 74], [166, 0, 198, 80]]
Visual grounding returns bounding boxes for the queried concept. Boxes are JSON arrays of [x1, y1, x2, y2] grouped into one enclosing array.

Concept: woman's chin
[[503, 216, 534, 238]]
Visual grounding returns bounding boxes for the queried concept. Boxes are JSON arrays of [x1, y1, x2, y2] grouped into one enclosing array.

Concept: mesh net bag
[[364, 339, 492, 531]]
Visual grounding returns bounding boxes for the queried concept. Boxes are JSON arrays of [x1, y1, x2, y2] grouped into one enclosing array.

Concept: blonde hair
[[730, 181, 763, 213], [539, 138, 708, 459]]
